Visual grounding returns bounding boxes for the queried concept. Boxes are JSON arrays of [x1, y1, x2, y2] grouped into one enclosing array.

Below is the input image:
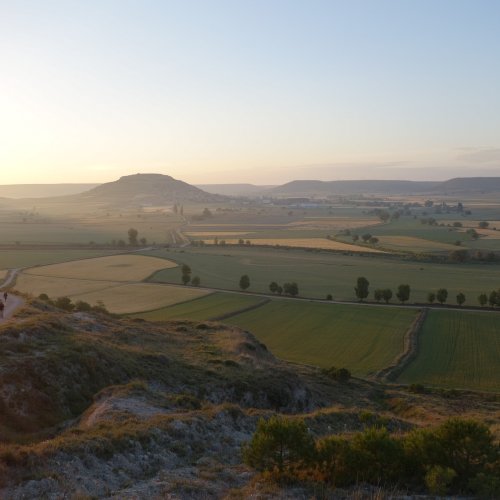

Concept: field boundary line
[[209, 297, 271, 321], [375, 308, 428, 382]]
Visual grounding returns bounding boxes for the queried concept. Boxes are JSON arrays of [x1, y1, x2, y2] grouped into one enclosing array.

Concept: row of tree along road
[[179, 267, 499, 308]]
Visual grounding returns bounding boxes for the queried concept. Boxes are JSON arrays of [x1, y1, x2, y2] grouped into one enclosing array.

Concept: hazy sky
[[1, 0, 500, 185]]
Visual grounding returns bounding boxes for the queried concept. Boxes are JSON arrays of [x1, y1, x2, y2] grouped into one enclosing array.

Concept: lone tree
[[478, 221, 489, 229], [456, 292, 466, 306], [488, 290, 498, 307], [355, 276, 369, 301], [361, 233, 372, 242], [283, 282, 299, 297], [396, 284, 411, 304], [436, 288, 448, 304], [191, 276, 200, 286], [128, 228, 139, 246], [181, 264, 191, 285], [269, 281, 279, 294], [427, 292, 436, 304], [382, 288, 393, 304], [242, 416, 314, 476], [374, 289, 383, 302], [478, 293, 487, 307], [239, 274, 250, 290]]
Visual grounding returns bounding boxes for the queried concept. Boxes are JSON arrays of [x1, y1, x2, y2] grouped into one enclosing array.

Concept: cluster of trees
[[243, 416, 499, 496], [38, 293, 109, 314], [269, 281, 299, 297], [351, 233, 379, 244], [127, 228, 147, 246], [355, 277, 411, 304], [180, 265, 200, 286]]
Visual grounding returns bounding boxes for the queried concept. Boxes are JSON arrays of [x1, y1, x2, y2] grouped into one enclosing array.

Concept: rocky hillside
[[0, 301, 498, 498]]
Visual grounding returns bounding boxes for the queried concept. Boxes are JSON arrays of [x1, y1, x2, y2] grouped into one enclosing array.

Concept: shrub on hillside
[[242, 416, 314, 478], [321, 366, 351, 383]]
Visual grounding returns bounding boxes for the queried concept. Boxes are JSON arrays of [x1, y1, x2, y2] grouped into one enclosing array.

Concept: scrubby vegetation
[[243, 416, 500, 496]]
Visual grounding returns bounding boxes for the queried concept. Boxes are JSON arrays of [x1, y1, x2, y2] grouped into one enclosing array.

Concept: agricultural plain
[[132, 292, 264, 321], [398, 310, 500, 392], [147, 246, 500, 303], [0, 249, 122, 269], [227, 300, 418, 377]]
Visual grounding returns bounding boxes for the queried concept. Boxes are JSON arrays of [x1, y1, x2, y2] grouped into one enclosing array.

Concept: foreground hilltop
[[79, 173, 225, 205], [0, 300, 498, 498]]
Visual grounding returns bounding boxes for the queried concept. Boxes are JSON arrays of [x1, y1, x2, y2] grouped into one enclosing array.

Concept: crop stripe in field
[[375, 308, 428, 382], [209, 297, 271, 321]]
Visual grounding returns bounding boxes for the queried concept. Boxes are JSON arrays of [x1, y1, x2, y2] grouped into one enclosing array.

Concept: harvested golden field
[[0, 270, 7, 282], [15, 273, 207, 313], [202, 238, 384, 253], [73, 283, 209, 314], [26, 254, 176, 282], [378, 236, 460, 252], [185, 231, 254, 237], [15, 274, 116, 297], [288, 217, 380, 229]]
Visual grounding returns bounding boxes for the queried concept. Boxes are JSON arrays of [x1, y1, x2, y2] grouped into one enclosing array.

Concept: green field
[[132, 292, 264, 321], [398, 310, 500, 392], [226, 300, 418, 376], [146, 246, 500, 303], [0, 249, 121, 269]]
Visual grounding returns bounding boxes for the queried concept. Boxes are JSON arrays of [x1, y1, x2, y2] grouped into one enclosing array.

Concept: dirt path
[[0, 269, 25, 322], [0, 294, 25, 322]]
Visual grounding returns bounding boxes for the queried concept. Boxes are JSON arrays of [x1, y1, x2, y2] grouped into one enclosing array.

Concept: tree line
[[355, 276, 500, 307]]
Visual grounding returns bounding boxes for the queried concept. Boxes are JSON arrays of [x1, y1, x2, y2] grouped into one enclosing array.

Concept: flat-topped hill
[[79, 173, 225, 205]]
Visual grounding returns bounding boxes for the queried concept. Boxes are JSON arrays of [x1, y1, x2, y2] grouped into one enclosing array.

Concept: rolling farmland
[[227, 300, 418, 377], [398, 310, 500, 391]]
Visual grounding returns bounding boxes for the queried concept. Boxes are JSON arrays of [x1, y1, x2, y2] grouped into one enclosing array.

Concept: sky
[[1, 0, 500, 185]]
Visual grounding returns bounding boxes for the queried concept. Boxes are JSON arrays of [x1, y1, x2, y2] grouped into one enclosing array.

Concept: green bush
[[321, 366, 351, 383], [242, 416, 314, 477]]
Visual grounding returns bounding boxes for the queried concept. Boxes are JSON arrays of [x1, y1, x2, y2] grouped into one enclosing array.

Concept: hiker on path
[[3, 292, 7, 302]]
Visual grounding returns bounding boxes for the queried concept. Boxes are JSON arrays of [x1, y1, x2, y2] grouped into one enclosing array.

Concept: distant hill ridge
[[80, 173, 225, 204], [270, 177, 500, 195]]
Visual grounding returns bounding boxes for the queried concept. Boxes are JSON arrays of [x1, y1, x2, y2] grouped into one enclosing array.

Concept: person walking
[[3, 292, 7, 302]]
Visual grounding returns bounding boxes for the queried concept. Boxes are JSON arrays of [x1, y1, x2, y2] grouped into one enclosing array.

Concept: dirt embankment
[[376, 308, 428, 382]]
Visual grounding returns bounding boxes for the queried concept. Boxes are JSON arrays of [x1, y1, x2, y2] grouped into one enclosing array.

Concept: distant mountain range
[[1, 175, 500, 202]]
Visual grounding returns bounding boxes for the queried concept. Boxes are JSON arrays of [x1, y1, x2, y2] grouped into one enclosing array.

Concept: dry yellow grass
[[202, 238, 384, 253], [0, 270, 7, 282], [378, 236, 459, 251], [185, 231, 254, 237], [26, 254, 176, 282], [73, 283, 209, 314], [15, 274, 116, 298]]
